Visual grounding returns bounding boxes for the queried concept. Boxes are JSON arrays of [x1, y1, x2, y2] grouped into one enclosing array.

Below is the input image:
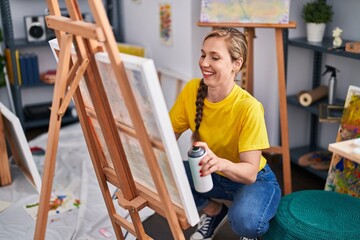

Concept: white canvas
[[0, 102, 41, 193]]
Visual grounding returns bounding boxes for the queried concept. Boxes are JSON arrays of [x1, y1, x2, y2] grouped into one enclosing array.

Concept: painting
[[325, 85, 360, 198], [159, 3, 172, 46], [48, 39, 199, 226], [0, 102, 42, 193], [200, 0, 290, 24]]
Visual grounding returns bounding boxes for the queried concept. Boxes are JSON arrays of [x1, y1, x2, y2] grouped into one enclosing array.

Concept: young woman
[[169, 27, 281, 240]]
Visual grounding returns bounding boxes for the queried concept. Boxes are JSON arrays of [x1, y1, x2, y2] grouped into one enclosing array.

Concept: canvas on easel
[[48, 38, 199, 224], [35, 1, 198, 239], [200, 0, 291, 24]]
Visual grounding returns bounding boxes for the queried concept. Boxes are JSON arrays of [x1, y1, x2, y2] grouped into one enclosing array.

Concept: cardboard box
[[345, 42, 360, 53]]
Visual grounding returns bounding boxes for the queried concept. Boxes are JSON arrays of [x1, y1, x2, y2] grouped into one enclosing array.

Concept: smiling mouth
[[202, 70, 214, 78]]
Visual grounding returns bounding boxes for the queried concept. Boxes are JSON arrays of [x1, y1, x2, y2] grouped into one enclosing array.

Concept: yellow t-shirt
[[169, 78, 269, 171]]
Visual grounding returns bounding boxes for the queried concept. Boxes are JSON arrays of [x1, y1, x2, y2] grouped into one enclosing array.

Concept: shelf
[[23, 102, 78, 130], [10, 38, 50, 49], [287, 95, 345, 116], [288, 37, 360, 60], [20, 82, 54, 89], [290, 146, 329, 180], [24, 115, 78, 130]]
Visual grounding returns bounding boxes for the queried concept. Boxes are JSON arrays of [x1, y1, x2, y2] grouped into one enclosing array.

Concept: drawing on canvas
[[159, 3, 172, 46], [200, 0, 290, 24]]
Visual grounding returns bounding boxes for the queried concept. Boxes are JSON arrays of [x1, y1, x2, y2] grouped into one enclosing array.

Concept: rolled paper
[[298, 85, 328, 106]]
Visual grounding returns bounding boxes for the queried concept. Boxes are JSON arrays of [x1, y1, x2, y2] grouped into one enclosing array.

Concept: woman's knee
[[228, 204, 269, 237]]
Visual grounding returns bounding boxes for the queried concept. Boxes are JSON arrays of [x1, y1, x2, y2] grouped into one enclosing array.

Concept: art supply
[[188, 146, 213, 193], [298, 85, 328, 106], [99, 228, 113, 238], [322, 65, 339, 105]]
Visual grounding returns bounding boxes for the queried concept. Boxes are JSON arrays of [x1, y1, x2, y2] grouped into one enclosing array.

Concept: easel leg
[[244, 27, 255, 95], [34, 34, 74, 240], [0, 113, 11, 186], [275, 28, 292, 195]]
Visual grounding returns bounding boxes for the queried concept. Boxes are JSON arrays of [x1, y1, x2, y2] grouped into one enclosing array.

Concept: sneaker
[[190, 204, 228, 240]]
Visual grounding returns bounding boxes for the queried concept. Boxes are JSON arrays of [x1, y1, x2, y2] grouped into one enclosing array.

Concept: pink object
[[99, 228, 112, 238]]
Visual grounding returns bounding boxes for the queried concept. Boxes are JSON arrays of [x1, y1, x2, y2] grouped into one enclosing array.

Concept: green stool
[[264, 190, 360, 240]]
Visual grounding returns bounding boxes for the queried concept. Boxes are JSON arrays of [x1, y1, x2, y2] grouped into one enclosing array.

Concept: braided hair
[[191, 27, 248, 143], [191, 78, 208, 142]]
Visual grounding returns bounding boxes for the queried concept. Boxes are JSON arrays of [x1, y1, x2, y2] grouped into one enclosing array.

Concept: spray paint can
[[322, 65, 339, 105], [188, 146, 213, 193]]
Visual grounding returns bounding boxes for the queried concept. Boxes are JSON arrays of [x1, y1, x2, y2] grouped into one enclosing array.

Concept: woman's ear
[[233, 58, 243, 72], [236, 58, 244, 70]]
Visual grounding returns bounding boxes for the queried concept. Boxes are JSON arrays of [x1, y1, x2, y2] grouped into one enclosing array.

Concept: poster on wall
[[159, 3, 172, 46], [200, 0, 290, 24]]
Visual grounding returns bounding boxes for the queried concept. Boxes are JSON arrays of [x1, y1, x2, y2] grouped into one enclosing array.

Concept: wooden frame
[[35, 1, 198, 239], [0, 102, 42, 192]]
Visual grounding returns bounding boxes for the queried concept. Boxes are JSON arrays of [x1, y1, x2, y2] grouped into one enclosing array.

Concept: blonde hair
[[191, 27, 248, 143]]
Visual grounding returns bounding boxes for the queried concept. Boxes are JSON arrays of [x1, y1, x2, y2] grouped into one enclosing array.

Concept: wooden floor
[[26, 128, 327, 240]]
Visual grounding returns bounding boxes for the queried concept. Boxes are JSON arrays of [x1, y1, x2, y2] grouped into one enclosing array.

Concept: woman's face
[[199, 37, 238, 89]]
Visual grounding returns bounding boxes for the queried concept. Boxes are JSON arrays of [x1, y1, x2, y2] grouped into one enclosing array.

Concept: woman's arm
[[175, 132, 182, 140], [193, 142, 261, 184]]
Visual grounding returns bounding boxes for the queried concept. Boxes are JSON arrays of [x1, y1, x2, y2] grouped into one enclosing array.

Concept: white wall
[[121, 0, 211, 78]]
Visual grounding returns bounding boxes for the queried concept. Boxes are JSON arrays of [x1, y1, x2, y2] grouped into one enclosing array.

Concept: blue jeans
[[184, 162, 281, 238]]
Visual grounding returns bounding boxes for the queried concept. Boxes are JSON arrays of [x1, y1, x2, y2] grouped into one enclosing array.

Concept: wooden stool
[[264, 190, 360, 239]]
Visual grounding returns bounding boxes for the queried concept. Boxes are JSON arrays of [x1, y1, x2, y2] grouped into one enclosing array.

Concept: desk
[[328, 138, 360, 164]]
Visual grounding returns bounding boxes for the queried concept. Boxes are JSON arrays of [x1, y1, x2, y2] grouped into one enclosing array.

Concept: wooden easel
[[35, 1, 190, 239], [198, 22, 296, 195]]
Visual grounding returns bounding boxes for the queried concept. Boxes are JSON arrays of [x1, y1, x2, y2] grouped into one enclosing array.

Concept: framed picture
[[200, 0, 290, 24], [48, 39, 199, 226], [0, 102, 42, 193]]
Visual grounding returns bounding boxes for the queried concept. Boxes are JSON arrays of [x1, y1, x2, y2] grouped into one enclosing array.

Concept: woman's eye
[[212, 57, 219, 60], [200, 54, 205, 58]]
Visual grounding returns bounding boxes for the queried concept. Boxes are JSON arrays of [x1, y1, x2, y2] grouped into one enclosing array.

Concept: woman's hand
[[193, 141, 261, 184], [193, 141, 227, 176]]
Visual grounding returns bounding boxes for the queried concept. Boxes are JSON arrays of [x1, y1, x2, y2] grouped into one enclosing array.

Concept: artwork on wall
[[200, 0, 290, 24], [0, 102, 42, 193], [48, 39, 199, 226], [325, 85, 360, 198], [159, 3, 172, 46]]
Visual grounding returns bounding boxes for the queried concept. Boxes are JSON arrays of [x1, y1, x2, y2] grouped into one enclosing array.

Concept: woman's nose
[[200, 57, 209, 67]]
